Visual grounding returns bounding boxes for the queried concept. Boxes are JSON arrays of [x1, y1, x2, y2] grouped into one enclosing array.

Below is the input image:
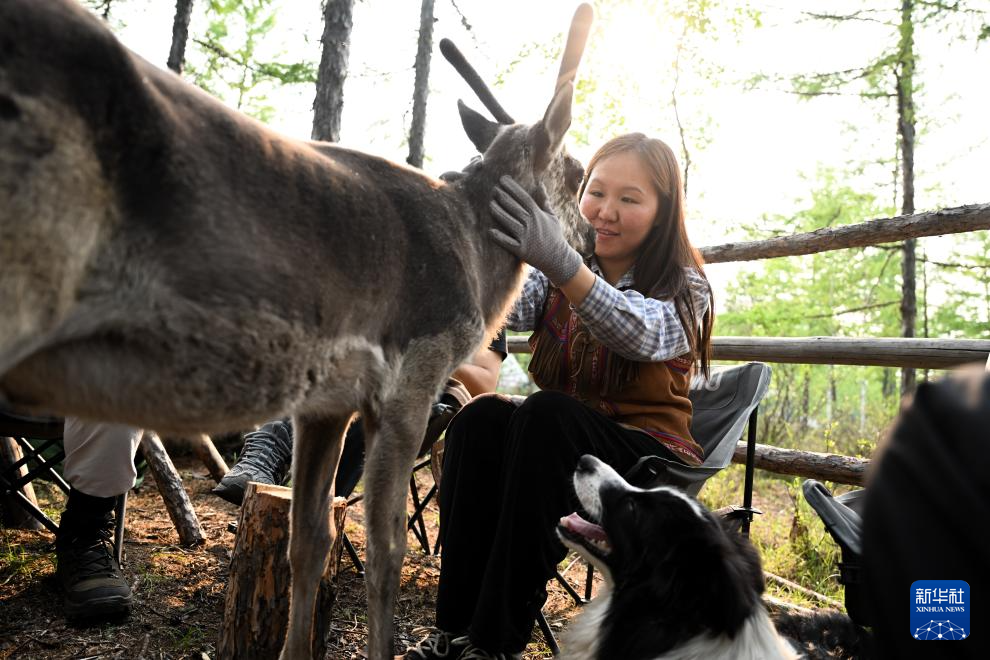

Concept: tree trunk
[[897, 0, 917, 398], [0, 437, 45, 531], [406, 0, 436, 168], [311, 0, 354, 142], [140, 431, 205, 546], [166, 0, 195, 73], [218, 483, 347, 660]]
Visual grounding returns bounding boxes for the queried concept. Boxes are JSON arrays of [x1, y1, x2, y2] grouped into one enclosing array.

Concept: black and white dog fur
[[557, 455, 799, 660]]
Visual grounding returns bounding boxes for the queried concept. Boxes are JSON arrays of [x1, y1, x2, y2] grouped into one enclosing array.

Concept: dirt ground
[[0, 453, 580, 659]]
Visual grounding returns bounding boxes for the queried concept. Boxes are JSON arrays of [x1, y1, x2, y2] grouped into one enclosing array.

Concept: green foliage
[[185, 0, 316, 123], [699, 470, 846, 606], [0, 538, 52, 583], [926, 230, 990, 339], [719, 170, 907, 454]]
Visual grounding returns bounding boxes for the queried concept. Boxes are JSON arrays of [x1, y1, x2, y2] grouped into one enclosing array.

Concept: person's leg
[[402, 394, 518, 660], [213, 417, 367, 504], [212, 418, 295, 504], [434, 394, 518, 633], [466, 390, 674, 655], [58, 417, 142, 619]]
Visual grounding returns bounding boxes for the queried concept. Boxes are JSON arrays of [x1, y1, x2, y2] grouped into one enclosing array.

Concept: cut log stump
[[218, 483, 347, 659]]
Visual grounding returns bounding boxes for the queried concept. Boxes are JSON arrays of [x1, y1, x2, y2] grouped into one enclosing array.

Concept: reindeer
[[0, 1, 593, 657]]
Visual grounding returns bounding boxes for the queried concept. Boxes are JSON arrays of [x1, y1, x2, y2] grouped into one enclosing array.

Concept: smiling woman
[[579, 149, 659, 285], [397, 129, 717, 659]]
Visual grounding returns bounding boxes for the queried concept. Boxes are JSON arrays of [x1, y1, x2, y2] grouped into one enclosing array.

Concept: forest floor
[[1, 449, 860, 659]]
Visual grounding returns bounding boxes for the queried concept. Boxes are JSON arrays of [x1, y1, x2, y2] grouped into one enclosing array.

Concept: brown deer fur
[[0, 1, 592, 657]]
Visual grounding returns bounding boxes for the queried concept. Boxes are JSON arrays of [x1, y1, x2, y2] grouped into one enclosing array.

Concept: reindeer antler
[[441, 4, 593, 125], [556, 3, 594, 92], [439, 38, 515, 124]]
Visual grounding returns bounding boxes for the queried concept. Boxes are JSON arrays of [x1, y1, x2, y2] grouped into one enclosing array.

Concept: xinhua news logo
[[911, 579, 970, 641]]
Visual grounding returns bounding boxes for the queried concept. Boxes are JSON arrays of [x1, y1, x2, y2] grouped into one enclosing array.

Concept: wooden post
[[0, 437, 45, 531], [140, 431, 205, 546], [218, 484, 347, 660], [191, 434, 228, 483]]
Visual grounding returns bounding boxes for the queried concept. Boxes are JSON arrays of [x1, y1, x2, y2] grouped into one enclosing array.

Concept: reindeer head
[[441, 5, 596, 258]]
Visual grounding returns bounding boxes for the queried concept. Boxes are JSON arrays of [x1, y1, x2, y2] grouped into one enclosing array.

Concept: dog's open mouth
[[558, 512, 612, 557]]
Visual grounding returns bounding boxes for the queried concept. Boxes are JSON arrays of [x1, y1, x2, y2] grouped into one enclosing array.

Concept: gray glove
[[489, 175, 583, 286]]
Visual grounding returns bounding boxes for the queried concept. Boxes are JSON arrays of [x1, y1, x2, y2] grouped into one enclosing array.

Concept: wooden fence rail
[[507, 335, 990, 369], [698, 202, 990, 264], [731, 442, 869, 486]]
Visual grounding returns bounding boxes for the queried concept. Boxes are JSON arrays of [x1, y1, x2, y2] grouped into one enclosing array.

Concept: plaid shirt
[[506, 259, 712, 362]]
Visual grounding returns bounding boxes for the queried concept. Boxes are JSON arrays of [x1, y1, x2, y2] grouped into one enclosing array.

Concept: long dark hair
[[579, 133, 714, 376]]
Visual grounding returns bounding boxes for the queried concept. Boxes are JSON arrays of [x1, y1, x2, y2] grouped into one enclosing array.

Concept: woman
[[404, 133, 714, 660]]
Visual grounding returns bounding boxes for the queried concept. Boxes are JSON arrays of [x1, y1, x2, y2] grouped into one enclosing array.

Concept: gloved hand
[[489, 175, 583, 286]]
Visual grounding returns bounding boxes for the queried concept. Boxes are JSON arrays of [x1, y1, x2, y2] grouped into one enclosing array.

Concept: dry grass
[[0, 456, 585, 659], [1, 454, 857, 659]]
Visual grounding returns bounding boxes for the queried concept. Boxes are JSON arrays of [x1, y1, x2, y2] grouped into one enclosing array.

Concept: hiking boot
[[212, 418, 293, 505], [460, 644, 522, 660], [55, 509, 131, 621], [399, 630, 470, 659]]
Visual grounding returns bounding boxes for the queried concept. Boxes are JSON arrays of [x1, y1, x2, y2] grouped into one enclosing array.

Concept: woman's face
[[579, 150, 660, 270]]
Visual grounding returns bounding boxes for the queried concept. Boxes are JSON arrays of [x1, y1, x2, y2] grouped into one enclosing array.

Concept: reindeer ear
[[531, 81, 573, 174], [458, 100, 499, 153]]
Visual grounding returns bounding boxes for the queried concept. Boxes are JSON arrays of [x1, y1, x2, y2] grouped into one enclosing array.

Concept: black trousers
[[435, 390, 679, 653]]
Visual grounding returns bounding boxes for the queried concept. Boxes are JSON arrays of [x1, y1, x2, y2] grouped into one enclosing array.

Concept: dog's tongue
[[560, 512, 607, 542]]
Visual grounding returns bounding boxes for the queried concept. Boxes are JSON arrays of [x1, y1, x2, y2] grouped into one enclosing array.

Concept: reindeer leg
[[280, 413, 352, 660], [362, 380, 438, 659]]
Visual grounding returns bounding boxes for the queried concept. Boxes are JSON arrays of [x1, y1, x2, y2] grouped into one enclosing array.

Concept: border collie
[[556, 455, 799, 660]]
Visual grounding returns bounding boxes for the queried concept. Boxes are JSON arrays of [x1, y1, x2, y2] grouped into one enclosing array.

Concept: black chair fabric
[[802, 479, 871, 626]]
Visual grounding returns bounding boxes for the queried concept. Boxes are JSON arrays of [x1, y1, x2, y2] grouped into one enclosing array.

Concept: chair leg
[[583, 562, 595, 602], [535, 609, 560, 656], [432, 531, 442, 556], [554, 570, 585, 606], [407, 472, 432, 554], [741, 407, 759, 537], [113, 492, 127, 566], [0, 482, 59, 533], [341, 532, 365, 576]]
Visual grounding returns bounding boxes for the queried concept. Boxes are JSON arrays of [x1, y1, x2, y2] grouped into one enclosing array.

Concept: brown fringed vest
[[527, 287, 703, 466]]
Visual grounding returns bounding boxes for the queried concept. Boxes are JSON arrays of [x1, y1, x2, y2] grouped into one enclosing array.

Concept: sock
[[65, 488, 117, 518]]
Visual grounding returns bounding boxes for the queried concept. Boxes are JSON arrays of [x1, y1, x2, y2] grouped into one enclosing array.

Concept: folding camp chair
[[340, 398, 464, 574], [536, 361, 773, 654], [802, 480, 870, 626], [0, 409, 127, 565]]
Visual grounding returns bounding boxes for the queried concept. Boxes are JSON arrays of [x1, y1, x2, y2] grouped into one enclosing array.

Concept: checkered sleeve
[[573, 268, 712, 362], [505, 266, 550, 332]]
